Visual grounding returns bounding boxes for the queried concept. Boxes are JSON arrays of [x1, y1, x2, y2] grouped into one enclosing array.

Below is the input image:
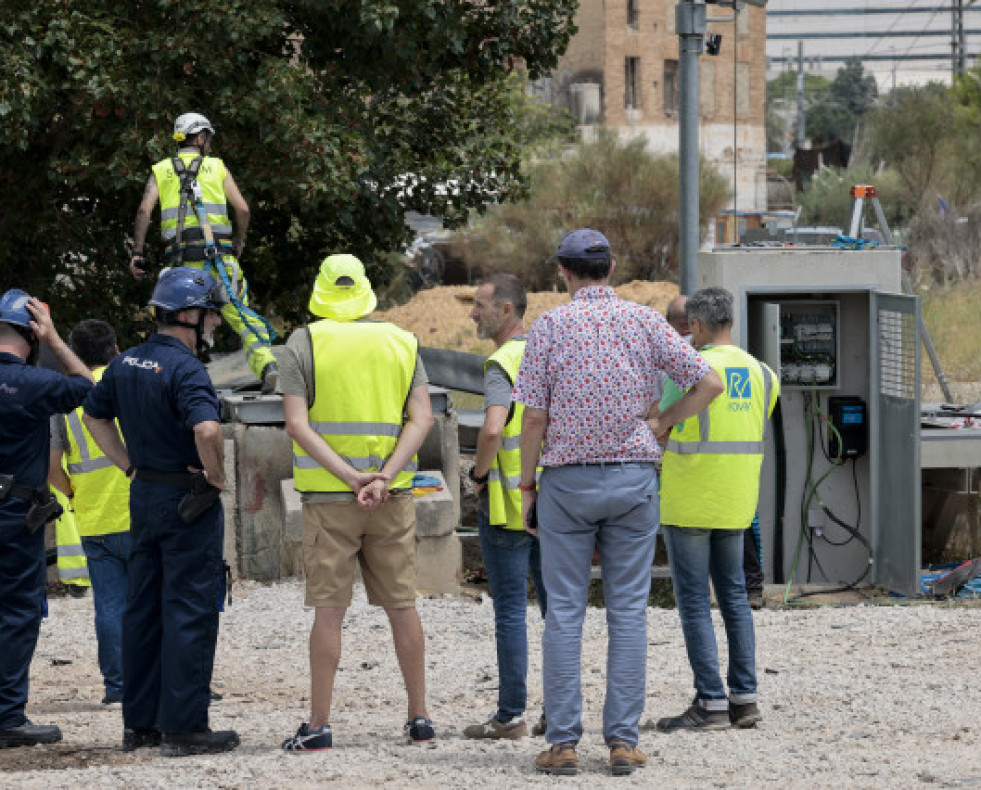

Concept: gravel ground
[[2, 579, 981, 789]]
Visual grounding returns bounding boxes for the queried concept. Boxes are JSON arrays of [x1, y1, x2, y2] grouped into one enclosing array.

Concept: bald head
[[666, 295, 689, 336]]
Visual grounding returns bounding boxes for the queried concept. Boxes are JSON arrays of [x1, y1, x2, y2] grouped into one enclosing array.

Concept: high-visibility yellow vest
[[152, 152, 233, 259], [292, 319, 418, 493], [660, 344, 779, 529], [63, 367, 131, 538], [53, 485, 89, 586], [484, 339, 526, 530]]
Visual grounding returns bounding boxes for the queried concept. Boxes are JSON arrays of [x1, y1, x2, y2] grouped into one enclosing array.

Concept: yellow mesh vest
[[63, 367, 131, 537], [484, 339, 526, 530], [152, 153, 233, 252], [660, 345, 778, 529], [292, 319, 418, 493], [53, 485, 89, 586]]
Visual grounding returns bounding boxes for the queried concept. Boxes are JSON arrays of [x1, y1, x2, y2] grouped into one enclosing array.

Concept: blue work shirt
[[83, 333, 220, 473], [0, 351, 92, 516]]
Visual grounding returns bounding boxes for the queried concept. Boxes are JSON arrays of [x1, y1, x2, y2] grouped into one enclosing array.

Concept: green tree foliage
[[445, 133, 730, 288], [797, 166, 909, 231], [0, 1, 578, 341], [766, 71, 830, 150], [864, 84, 957, 210], [805, 58, 877, 146]]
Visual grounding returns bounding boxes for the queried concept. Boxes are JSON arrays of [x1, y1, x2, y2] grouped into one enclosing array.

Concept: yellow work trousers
[[187, 257, 276, 380]]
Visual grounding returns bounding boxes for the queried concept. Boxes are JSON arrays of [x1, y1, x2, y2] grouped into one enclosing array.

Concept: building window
[[664, 60, 679, 115], [700, 60, 715, 116], [627, 0, 639, 30], [736, 62, 750, 116], [737, 6, 749, 35], [625, 57, 641, 110]]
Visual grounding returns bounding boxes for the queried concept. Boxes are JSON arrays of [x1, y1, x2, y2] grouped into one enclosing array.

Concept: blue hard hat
[[0, 289, 34, 330], [149, 267, 228, 313]]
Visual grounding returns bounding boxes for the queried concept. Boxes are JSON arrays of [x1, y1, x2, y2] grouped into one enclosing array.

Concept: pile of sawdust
[[373, 281, 679, 354]]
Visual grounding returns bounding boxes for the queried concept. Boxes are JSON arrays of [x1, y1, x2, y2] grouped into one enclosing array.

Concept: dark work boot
[[122, 727, 162, 751], [260, 362, 279, 395], [160, 729, 240, 757], [0, 720, 62, 748]]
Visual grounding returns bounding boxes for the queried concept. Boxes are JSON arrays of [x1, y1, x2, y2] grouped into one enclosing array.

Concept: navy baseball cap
[[557, 228, 611, 260]]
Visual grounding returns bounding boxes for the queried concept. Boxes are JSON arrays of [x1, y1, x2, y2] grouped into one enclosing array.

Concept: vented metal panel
[[873, 293, 921, 597], [878, 309, 917, 400]]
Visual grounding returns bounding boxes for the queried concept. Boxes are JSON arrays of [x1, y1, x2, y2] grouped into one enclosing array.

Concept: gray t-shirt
[[50, 414, 69, 452], [483, 335, 526, 411], [483, 363, 513, 411], [277, 319, 428, 503]]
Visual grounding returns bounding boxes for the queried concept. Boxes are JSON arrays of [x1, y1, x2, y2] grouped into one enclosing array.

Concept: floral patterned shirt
[[514, 285, 711, 466]]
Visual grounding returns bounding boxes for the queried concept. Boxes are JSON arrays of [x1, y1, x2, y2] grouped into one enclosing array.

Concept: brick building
[[539, 0, 768, 212]]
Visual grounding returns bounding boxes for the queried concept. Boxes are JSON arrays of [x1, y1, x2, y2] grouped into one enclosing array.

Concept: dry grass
[[921, 284, 981, 401], [372, 280, 679, 355]]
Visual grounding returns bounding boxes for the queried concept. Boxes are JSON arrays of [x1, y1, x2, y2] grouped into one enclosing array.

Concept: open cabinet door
[[871, 291, 921, 597]]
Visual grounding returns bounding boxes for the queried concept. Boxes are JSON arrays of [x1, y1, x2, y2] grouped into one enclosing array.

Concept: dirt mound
[[373, 280, 679, 354]]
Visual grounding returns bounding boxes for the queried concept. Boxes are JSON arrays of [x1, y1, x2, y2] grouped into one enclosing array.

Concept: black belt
[[134, 468, 197, 488], [0, 474, 46, 503], [8, 483, 45, 501]]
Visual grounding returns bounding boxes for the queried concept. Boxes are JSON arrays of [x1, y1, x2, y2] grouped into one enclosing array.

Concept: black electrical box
[[828, 396, 867, 460]]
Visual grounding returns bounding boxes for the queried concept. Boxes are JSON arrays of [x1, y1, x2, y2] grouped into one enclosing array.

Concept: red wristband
[[517, 482, 536, 491]]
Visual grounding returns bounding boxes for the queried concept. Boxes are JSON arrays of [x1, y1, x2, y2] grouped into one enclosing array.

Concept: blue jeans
[[478, 503, 546, 722], [536, 463, 658, 747], [663, 526, 757, 704], [82, 531, 132, 700]]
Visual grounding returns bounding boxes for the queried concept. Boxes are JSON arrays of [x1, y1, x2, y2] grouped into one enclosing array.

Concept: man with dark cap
[[514, 229, 722, 776]]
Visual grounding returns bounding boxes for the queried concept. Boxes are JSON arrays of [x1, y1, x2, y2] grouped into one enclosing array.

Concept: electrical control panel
[[777, 301, 839, 390]]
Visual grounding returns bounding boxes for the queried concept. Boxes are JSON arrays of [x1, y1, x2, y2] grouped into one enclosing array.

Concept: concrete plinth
[[233, 424, 293, 580], [413, 471, 456, 538], [416, 531, 462, 595]]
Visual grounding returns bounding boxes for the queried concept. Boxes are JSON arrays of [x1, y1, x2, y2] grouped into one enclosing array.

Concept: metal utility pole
[[796, 41, 805, 148], [677, 0, 706, 296], [953, 0, 967, 77]]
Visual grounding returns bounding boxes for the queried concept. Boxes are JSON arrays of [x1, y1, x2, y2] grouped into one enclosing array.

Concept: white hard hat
[[173, 113, 215, 143]]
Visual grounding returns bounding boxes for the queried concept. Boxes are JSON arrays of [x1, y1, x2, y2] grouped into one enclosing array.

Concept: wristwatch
[[469, 466, 490, 485]]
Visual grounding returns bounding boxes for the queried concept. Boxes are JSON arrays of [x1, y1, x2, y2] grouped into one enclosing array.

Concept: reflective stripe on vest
[[153, 154, 232, 242], [665, 365, 773, 455], [292, 319, 418, 493], [660, 345, 779, 529], [63, 367, 131, 538], [53, 486, 89, 585], [484, 339, 527, 530]]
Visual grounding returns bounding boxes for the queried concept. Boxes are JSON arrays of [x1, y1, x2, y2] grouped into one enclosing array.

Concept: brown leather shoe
[[610, 741, 647, 776], [535, 742, 579, 776]]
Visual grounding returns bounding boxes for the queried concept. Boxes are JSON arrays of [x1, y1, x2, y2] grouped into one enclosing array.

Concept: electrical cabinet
[[777, 300, 839, 389], [697, 248, 921, 597]]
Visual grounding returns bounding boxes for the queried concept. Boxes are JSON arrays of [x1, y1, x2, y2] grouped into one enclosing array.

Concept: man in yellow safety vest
[[49, 320, 131, 705], [654, 287, 779, 733], [464, 274, 546, 741], [129, 112, 278, 393], [278, 254, 435, 751]]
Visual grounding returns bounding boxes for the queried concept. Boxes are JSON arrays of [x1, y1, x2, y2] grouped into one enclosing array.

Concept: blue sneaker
[[281, 722, 332, 752], [404, 716, 435, 745]]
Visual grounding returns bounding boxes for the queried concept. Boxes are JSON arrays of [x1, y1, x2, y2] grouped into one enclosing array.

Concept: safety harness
[[170, 153, 277, 347]]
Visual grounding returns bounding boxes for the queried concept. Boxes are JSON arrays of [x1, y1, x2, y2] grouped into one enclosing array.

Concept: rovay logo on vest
[[122, 356, 163, 375], [725, 367, 752, 412]]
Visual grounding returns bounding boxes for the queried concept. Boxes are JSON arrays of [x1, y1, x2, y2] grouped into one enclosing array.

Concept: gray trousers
[[536, 462, 658, 746]]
